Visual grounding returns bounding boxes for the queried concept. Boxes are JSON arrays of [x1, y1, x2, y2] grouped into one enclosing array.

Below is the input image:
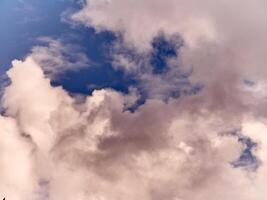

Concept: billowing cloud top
[[1, 0, 267, 200]]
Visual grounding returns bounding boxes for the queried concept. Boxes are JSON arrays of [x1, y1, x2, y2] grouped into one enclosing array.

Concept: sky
[[1, 0, 267, 200]]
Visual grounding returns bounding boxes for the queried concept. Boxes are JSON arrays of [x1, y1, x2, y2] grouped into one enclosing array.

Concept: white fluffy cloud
[[0, 55, 267, 199], [1, 0, 267, 199]]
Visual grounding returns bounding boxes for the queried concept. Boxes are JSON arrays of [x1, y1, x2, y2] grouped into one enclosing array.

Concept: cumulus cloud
[[71, 0, 217, 50], [69, 0, 267, 105], [1, 0, 267, 199], [71, 0, 267, 82], [0, 54, 267, 199]]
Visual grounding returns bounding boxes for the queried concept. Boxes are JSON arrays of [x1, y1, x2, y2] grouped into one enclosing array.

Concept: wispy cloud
[[31, 37, 90, 79]]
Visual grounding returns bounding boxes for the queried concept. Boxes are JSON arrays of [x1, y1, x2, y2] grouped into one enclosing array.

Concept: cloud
[[71, 0, 267, 82], [71, 0, 217, 50], [0, 55, 267, 199], [69, 0, 267, 105], [31, 37, 90, 79], [111, 33, 202, 101], [0, 116, 37, 200], [1, 0, 267, 199]]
